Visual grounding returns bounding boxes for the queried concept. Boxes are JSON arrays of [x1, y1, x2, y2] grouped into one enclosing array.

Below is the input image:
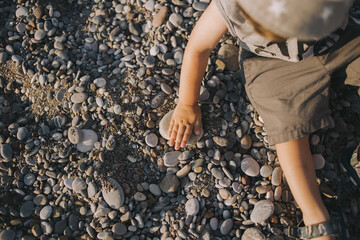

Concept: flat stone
[[64, 178, 73, 189], [33, 7, 42, 19], [40, 205, 52, 220], [271, 167, 282, 186], [176, 164, 191, 178], [144, 0, 155, 11], [102, 178, 125, 209], [152, 6, 168, 27], [211, 168, 224, 179], [20, 201, 34, 218], [68, 127, 82, 144], [160, 174, 179, 193], [240, 134, 252, 150], [71, 93, 88, 103], [260, 165, 273, 178], [87, 182, 97, 198], [16, 23, 27, 33], [185, 198, 199, 216], [220, 219, 233, 235], [241, 157, 260, 177], [217, 44, 240, 71], [145, 133, 158, 147], [213, 136, 229, 147], [112, 222, 127, 235], [17, 127, 28, 140], [0, 144, 13, 160], [0, 230, 15, 240], [150, 92, 165, 108], [149, 184, 161, 196], [24, 173, 36, 186], [159, 110, 203, 145], [250, 200, 274, 223], [94, 208, 111, 218], [72, 178, 87, 193], [313, 154, 326, 169], [163, 151, 181, 167], [134, 192, 146, 201], [241, 227, 266, 240], [160, 83, 173, 94], [76, 129, 98, 152], [178, 150, 195, 160]]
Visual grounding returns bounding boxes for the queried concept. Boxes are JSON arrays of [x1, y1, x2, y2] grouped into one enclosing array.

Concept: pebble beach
[[0, 0, 360, 239]]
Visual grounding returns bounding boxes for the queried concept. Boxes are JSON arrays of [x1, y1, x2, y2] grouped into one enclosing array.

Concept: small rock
[[20, 201, 34, 218], [0, 52, 8, 63], [241, 227, 266, 240], [0, 230, 15, 240], [33, 7, 42, 19], [313, 154, 326, 169], [134, 192, 146, 201], [152, 6, 168, 27], [149, 184, 161, 196], [24, 173, 36, 186], [176, 164, 191, 178], [241, 157, 260, 177], [76, 129, 98, 152], [210, 217, 219, 230], [169, 13, 183, 27], [220, 219, 233, 235], [163, 151, 181, 167], [217, 44, 239, 71], [71, 93, 87, 103], [72, 178, 87, 193], [34, 29, 46, 41], [15, 7, 28, 17], [260, 165, 273, 178], [40, 206, 52, 220], [151, 92, 165, 108], [40, 221, 53, 235], [145, 133, 158, 147], [178, 150, 195, 160], [112, 222, 127, 236], [0, 144, 13, 160], [93, 78, 106, 87], [68, 127, 82, 144], [271, 167, 282, 186], [250, 200, 274, 223], [211, 168, 224, 179], [160, 175, 179, 193], [213, 136, 229, 147], [185, 198, 199, 216], [102, 178, 125, 209], [240, 134, 252, 150]]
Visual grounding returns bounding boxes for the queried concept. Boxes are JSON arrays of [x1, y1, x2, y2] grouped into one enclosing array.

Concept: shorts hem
[[267, 115, 332, 145]]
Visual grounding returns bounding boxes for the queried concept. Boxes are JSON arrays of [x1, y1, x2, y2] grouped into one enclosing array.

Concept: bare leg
[[276, 136, 334, 240]]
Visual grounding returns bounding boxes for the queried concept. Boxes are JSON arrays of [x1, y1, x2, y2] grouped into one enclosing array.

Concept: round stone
[[152, 6, 167, 27], [24, 173, 36, 186], [93, 78, 106, 87], [211, 168, 224, 179], [71, 93, 87, 103], [250, 200, 274, 223], [72, 178, 87, 193], [15, 7, 28, 17], [40, 206, 52, 220], [134, 192, 146, 201], [17, 127, 28, 140], [313, 154, 326, 169], [271, 167, 282, 186], [112, 222, 127, 236], [0, 230, 15, 240], [241, 227, 266, 240], [241, 157, 260, 177], [1, 144, 13, 160], [160, 175, 180, 193], [240, 134, 252, 150], [40, 221, 53, 234], [169, 13, 183, 27], [159, 110, 203, 145], [76, 129, 98, 153], [149, 184, 161, 196], [185, 198, 199, 216], [68, 127, 82, 144], [210, 217, 219, 230], [163, 151, 181, 167], [20, 201, 34, 218], [34, 29, 46, 40], [64, 178, 73, 189], [33, 194, 47, 206], [178, 150, 195, 160], [145, 133, 158, 147], [260, 165, 273, 178], [16, 23, 27, 33], [102, 178, 125, 209], [176, 164, 191, 178], [220, 219, 233, 235]]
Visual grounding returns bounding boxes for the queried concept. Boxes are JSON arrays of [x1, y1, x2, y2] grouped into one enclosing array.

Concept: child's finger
[[181, 125, 193, 147], [169, 122, 179, 146], [175, 124, 186, 150], [168, 119, 175, 138]]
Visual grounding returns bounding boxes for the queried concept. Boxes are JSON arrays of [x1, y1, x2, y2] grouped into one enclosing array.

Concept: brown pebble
[[33, 7, 42, 19], [241, 176, 250, 185], [152, 6, 168, 27]]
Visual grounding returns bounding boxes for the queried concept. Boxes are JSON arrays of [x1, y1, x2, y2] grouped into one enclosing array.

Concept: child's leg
[[276, 135, 334, 240]]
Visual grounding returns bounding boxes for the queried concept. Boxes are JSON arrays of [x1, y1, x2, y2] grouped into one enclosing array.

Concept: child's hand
[[168, 103, 202, 150]]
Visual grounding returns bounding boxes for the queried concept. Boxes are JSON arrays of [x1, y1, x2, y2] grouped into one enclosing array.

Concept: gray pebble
[[0, 52, 8, 63], [271, 167, 282, 186], [112, 222, 127, 235], [40, 205, 52, 220], [64, 178, 73, 189], [241, 228, 266, 240], [72, 178, 87, 193], [93, 77, 106, 88], [210, 217, 219, 230], [149, 184, 161, 196], [15, 7, 28, 17], [34, 29, 46, 41], [160, 174, 179, 193], [76, 129, 98, 152], [0, 144, 13, 160], [250, 200, 274, 223], [211, 168, 224, 179], [40, 221, 53, 234], [145, 133, 158, 147], [68, 127, 82, 144], [151, 92, 165, 108], [102, 178, 125, 209], [24, 173, 36, 186], [260, 165, 273, 178], [71, 93, 88, 103], [0, 230, 15, 240], [169, 13, 183, 27], [20, 201, 34, 218], [163, 151, 181, 167], [220, 219, 233, 235], [185, 198, 199, 216], [241, 157, 260, 177]]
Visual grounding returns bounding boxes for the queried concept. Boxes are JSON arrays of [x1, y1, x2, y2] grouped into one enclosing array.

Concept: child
[[166, 0, 360, 239]]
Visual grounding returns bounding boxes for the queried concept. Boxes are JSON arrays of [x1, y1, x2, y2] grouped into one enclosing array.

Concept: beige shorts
[[242, 22, 360, 145]]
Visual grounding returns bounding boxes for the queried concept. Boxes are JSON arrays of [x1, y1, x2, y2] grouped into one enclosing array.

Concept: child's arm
[[168, 1, 228, 150]]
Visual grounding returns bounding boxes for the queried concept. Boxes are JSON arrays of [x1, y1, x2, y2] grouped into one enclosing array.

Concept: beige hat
[[237, 0, 354, 40]]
